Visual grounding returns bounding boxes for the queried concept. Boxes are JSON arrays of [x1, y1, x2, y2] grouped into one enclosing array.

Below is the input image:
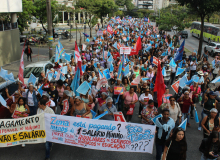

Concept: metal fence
[[0, 22, 18, 31]]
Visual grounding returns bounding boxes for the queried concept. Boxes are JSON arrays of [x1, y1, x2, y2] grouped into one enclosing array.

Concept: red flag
[[75, 41, 83, 76], [129, 36, 142, 56], [18, 40, 26, 84], [153, 59, 166, 107], [107, 25, 113, 35]]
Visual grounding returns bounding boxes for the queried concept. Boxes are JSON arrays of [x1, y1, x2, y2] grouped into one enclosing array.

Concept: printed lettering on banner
[[46, 101, 51, 107], [96, 78, 108, 90], [76, 115, 90, 119], [61, 99, 69, 115], [114, 112, 126, 122], [171, 80, 180, 94], [120, 47, 131, 54], [97, 31, 103, 36], [12, 110, 28, 119], [0, 113, 46, 147], [114, 87, 124, 95], [153, 56, 161, 66], [44, 113, 156, 153]]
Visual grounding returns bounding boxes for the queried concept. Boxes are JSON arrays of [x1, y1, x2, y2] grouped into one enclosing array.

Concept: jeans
[[164, 79, 170, 87], [113, 96, 122, 111], [45, 142, 52, 159], [139, 104, 144, 115], [29, 106, 37, 116], [182, 106, 191, 123], [27, 54, 32, 61], [190, 106, 194, 117], [201, 153, 218, 160], [156, 143, 165, 160]]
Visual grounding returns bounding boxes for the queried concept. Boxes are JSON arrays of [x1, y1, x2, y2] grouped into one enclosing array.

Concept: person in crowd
[[99, 97, 117, 121], [190, 82, 201, 119], [42, 82, 59, 106], [97, 92, 108, 110], [155, 108, 175, 160], [139, 87, 153, 117], [201, 108, 220, 138], [141, 99, 158, 125], [41, 92, 56, 112], [162, 127, 187, 160], [65, 85, 75, 98], [56, 79, 65, 102], [199, 131, 220, 160], [38, 71, 46, 84], [122, 76, 130, 92], [24, 45, 33, 61], [58, 90, 74, 115], [123, 86, 138, 122], [111, 79, 124, 111], [5, 88, 21, 104], [54, 62, 61, 70]]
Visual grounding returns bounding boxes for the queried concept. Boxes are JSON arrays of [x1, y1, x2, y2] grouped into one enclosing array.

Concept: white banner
[[120, 47, 131, 54], [45, 113, 156, 153], [0, 113, 46, 147], [97, 31, 103, 36]]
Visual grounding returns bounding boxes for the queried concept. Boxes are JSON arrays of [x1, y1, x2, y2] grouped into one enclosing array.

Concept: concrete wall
[[0, 29, 20, 66]]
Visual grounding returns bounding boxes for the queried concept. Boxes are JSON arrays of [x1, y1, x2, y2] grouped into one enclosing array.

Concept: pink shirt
[[124, 92, 138, 104]]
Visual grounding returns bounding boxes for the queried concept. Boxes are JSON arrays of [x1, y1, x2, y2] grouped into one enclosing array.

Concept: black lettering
[[0, 121, 4, 128], [5, 121, 11, 128], [31, 131, 36, 138], [13, 134, 17, 141], [19, 132, 24, 139], [25, 118, 31, 124], [14, 120, 21, 127], [35, 117, 39, 123], [21, 119, 25, 125]]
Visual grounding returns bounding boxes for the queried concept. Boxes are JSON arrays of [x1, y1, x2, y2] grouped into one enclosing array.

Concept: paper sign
[[97, 30, 103, 36], [45, 113, 156, 153], [96, 78, 108, 90], [114, 86, 124, 95], [131, 75, 140, 85], [120, 47, 131, 54], [153, 56, 161, 66], [12, 110, 28, 119], [114, 112, 126, 122], [171, 80, 180, 94], [60, 99, 69, 115], [0, 113, 46, 147]]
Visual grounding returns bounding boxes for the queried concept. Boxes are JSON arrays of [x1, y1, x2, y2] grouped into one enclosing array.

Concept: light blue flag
[[102, 48, 104, 60], [82, 65, 87, 73], [108, 55, 113, 63], [76, 81, 91, 95], [178, 118, 187, 131], [88, 77, 94, 88], [115, 88, 123, 104], [176, 67, 185, 76], [146, 46, 152, 51], [151, 114, 162, 124], [179, 74, 188, 88], [48, 72, 53, 82], [127, 37, 130, 41], [185, 79, 193, 85], [38, 85, 44, 96], [28, 73, 37, 85], [192, 75, 199, 82], [162, 67, 166, 76], [86, 38, 90, 42], [93, 110, 108, 119], [107, 51, 111, 57], [169, 58, 177, 68], [113, 42, 117, 49], [100, 41, 102, 45], [90, 109, 97, 118], [60, 74, 66, 81], [70, 68, 80, 96], [0, 94, 7, 107], [101, 36, 104, 40], [211, 76, 220, 83], [169, 40, 172, 47], [195, 109, 199, 123], [124, 65, 129, 76], [161, 52, 167, 56], [212, 60, 216, 69], [178, 61, 183, 68], [155, 43, 158, 48], [110, 63, 114, 72], [65, 53, 71, 62], [55, 45, 59, 63], [0, 67, 8, 79], [93, 63, 97, 68], [54, 71, 58, 79], [103, 69, 111, 80], [94, 37, 96, 40], [130, 62, 134, 66], [5, 73, 15, 82], [98, 69, 104, 78], [142, 78, 150, 81], [61, 66, 67, 74]]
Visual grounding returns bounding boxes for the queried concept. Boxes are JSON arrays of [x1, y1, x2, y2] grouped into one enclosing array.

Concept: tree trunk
[[198, 15, 204, 60], [101, 17, 103, 28], [41, 20, 48, 34], [90, 27, 92, 38]]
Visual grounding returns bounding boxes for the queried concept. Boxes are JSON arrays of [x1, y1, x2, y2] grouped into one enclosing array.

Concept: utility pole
[[69, 12, 72, 41], [46, 0, 53, 58]]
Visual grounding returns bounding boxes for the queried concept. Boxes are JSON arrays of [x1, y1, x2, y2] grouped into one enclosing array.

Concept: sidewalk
[[0, 54, 49, 83]]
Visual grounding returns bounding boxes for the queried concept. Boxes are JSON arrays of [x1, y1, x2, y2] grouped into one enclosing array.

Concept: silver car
[[204, 42, 220, 57]]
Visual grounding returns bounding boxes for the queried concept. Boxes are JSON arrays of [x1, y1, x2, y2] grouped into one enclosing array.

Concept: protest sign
[[97, 30, 103, 36], [114, 112, 126, 122], [114, 87, 124, 95], [96, 78, 108, 90], [0, 113, 46, 147], [171, 80, 180, 94], [120, 47, 131, 54], [12, 111, 28, 119], [131, 75, 140, 85], [60, 99, 69, 115], [44, 113, 156, 153], [153, 57, 161, 66]]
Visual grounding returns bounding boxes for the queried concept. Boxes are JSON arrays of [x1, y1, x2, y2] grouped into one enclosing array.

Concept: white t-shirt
[[190, 62, 197, 70], [24, 89, 38, 106], [37, 106, 55, 114], [47, 99, 56, 107], [139, 93, 153, 106]]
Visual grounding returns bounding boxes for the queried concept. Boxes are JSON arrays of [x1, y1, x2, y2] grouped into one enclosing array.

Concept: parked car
[[23, 61, 53, 86], [49, 53, 73, 67], [204, 42, 220, 57], [177, 30, 188, 38], [20, 34, 27, 42], [0, 80, 19, 118]]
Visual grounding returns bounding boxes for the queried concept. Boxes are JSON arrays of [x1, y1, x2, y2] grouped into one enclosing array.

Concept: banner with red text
[[45, 113, 156, 153], [0, 113, 46, 147]]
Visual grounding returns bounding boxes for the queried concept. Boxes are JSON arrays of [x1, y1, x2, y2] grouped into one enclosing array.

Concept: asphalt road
[[1, 29, 210, 160]]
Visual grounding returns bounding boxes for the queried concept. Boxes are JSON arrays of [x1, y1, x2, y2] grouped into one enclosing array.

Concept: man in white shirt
[[37, 99, 55, 160], [190, 58, 197, 78], [139, 88, 153, 117], [42, 92, 56, 113]]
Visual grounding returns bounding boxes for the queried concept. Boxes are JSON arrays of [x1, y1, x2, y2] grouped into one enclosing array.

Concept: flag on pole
[[75, 41, 83, 76], [115, 88, 123, 104], [174, 39, 185, 62], [58, 40, 65, 59], [176, 67, 186, 76], [117, 62, 123, 80], [18, 40, 26, 84], [70, 67, 80, 96], [130, 36, 142, 56], [178, 118, 187, 131]]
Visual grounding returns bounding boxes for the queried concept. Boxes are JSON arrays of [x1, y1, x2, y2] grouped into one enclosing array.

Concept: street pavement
[[0, 29, 210, 160]]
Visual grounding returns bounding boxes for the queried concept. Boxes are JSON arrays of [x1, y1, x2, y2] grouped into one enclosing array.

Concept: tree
[[156, 5, 191, 34], [33, 0, 59, 34], [176, 0, 220, 59], [124, 0, 135, 11], [115, 0, 126, 7], [17, 0, 35, 34]]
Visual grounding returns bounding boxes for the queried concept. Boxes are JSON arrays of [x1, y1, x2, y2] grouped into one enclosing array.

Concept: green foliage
[[125, 0, 135, 11], [156, 5, 189, 32], [33, 0, 59, 33], [115, 10, 124, 18], [115, 0, 126, 7], [17, 0, 35, 34]]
